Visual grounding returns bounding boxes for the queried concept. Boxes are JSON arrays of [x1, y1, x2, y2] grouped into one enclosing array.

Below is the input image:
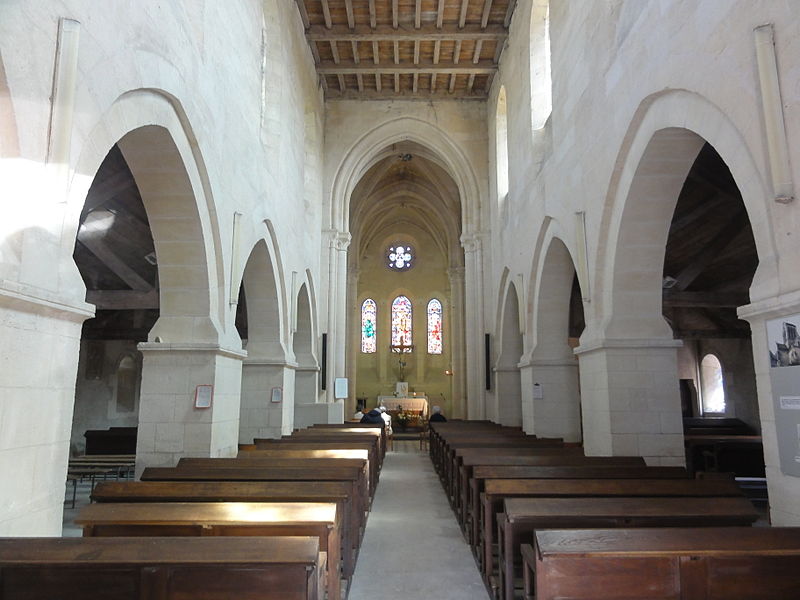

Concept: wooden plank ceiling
[[295, 0, 517, 100]]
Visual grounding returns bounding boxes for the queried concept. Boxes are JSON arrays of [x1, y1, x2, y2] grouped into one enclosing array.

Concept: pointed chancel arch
[[328, 116, 483, 418], [495, 282, 524, 426], [238, 238, 291, 442], [346, 137, 467, 418]]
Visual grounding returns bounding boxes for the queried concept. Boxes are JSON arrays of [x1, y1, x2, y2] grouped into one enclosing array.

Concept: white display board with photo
[[768, 314, 800, 476]]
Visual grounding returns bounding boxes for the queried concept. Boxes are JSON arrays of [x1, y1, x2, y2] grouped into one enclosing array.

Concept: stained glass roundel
[[387, 244, 413, 270]]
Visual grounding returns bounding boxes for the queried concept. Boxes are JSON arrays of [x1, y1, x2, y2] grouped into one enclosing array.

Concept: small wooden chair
[[419, 419, 430, 451]]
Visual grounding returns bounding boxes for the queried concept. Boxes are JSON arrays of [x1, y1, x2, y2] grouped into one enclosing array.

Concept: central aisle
[[348, 441, 488, 600]]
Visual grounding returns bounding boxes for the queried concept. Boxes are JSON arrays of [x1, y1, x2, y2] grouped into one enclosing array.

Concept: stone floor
[[348, 440, 489, 600]]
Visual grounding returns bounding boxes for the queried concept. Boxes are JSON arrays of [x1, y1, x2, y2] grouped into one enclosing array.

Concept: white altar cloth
[[377, 396, 428, 415]]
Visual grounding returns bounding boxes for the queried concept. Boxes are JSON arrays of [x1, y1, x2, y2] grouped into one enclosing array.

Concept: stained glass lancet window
[[361, 299, 377, 353], [427, 299, 443, 354], [391, 295, 413, 352]]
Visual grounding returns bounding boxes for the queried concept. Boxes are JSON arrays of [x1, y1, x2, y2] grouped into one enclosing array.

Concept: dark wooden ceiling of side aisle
[[294, 0, 517, 100]]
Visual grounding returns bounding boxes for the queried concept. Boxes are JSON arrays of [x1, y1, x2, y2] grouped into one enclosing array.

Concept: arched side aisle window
[[700, 354, 725, 414], [427, 299, 443, 354], [361, 298, 377, 353], [496, 86, 509, 200], [391, 296, 413, 352], [530, 0, 552, 131]]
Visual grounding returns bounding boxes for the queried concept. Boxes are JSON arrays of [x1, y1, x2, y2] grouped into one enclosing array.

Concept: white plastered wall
[[0, 0, 324, 533], [489, 0, 800, 519]]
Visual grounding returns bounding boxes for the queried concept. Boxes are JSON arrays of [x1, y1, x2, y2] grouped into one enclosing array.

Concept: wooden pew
[[457, 454, 646, 531], [76, 502, 342, 600], [467, 464, 689, 552], [437, 438, 565, 498], [526, 528, 800, 600], [480, 477, 745, 584], [140, 465, 368, 534], [177, 456, 373, 497], [0, 536, 324, 600], [496, 496, 759, 600], [254, 439, 381, 492], [307, 424, 387, 455], [427, 423, 525, 468], [447, 446, 585, 510], [91, 479, 360, 579], [286, 429, 385, 462]]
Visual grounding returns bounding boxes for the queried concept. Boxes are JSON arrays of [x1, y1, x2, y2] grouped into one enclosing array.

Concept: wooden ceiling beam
[[83, 171, 137, 214], [671, 210, 749, 291], [77, 238, 152, 292], [318, 62, 497, 75], [481, 0, 494, 28], [86, 289, 160, 310], [344, 0, 355, 29], [326, 89, 487, 101], [662, 291, 750, 308], [306, 24, 508, 41], [392, 0, 399, 29], [320, 0, 332, 29], [415, 0, 422, 28], [459, 0, 470, 28], [672, 329, 750, 340], [368, 0, 377, 28], [437, 0, 445, 28]]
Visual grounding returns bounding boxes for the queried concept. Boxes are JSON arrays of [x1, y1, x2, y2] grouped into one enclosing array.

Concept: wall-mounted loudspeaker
[[321, 333, 327, 390], [485, 333, 491, 390]]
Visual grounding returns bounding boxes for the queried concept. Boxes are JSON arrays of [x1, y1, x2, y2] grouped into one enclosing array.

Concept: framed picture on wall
[[271, 387, 282, 403], [194, 384, 213, 409], [767, 315, 800, 367]]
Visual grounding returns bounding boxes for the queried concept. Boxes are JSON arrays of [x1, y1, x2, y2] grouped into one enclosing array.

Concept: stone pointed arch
[[524, 231, 583, 441], [495, 278, 524, 426], [238, 236, 293, 442], [593, 90, 777, 342], [294, 281, 319, 403], [68, 89, 224, 342], [328, 116, 483, 234]]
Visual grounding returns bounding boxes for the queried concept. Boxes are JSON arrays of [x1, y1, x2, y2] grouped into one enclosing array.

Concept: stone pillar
[[0, 285, 93, 535], [240, 359, 297, 443], [462, 233, 486, 419], [739, 294, 800, 525], [494, 366, 522, 426], [136, 342, 245, 476], [575, 337, 684, 465], [448, 267, 467, 418], [519, 357, 582, 442], [323, 229, 339, 402], [334, 233, 351, 399], [295, 366, 319, 407], [324, 231, 351, 403], [346, 266, 360, 415]]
